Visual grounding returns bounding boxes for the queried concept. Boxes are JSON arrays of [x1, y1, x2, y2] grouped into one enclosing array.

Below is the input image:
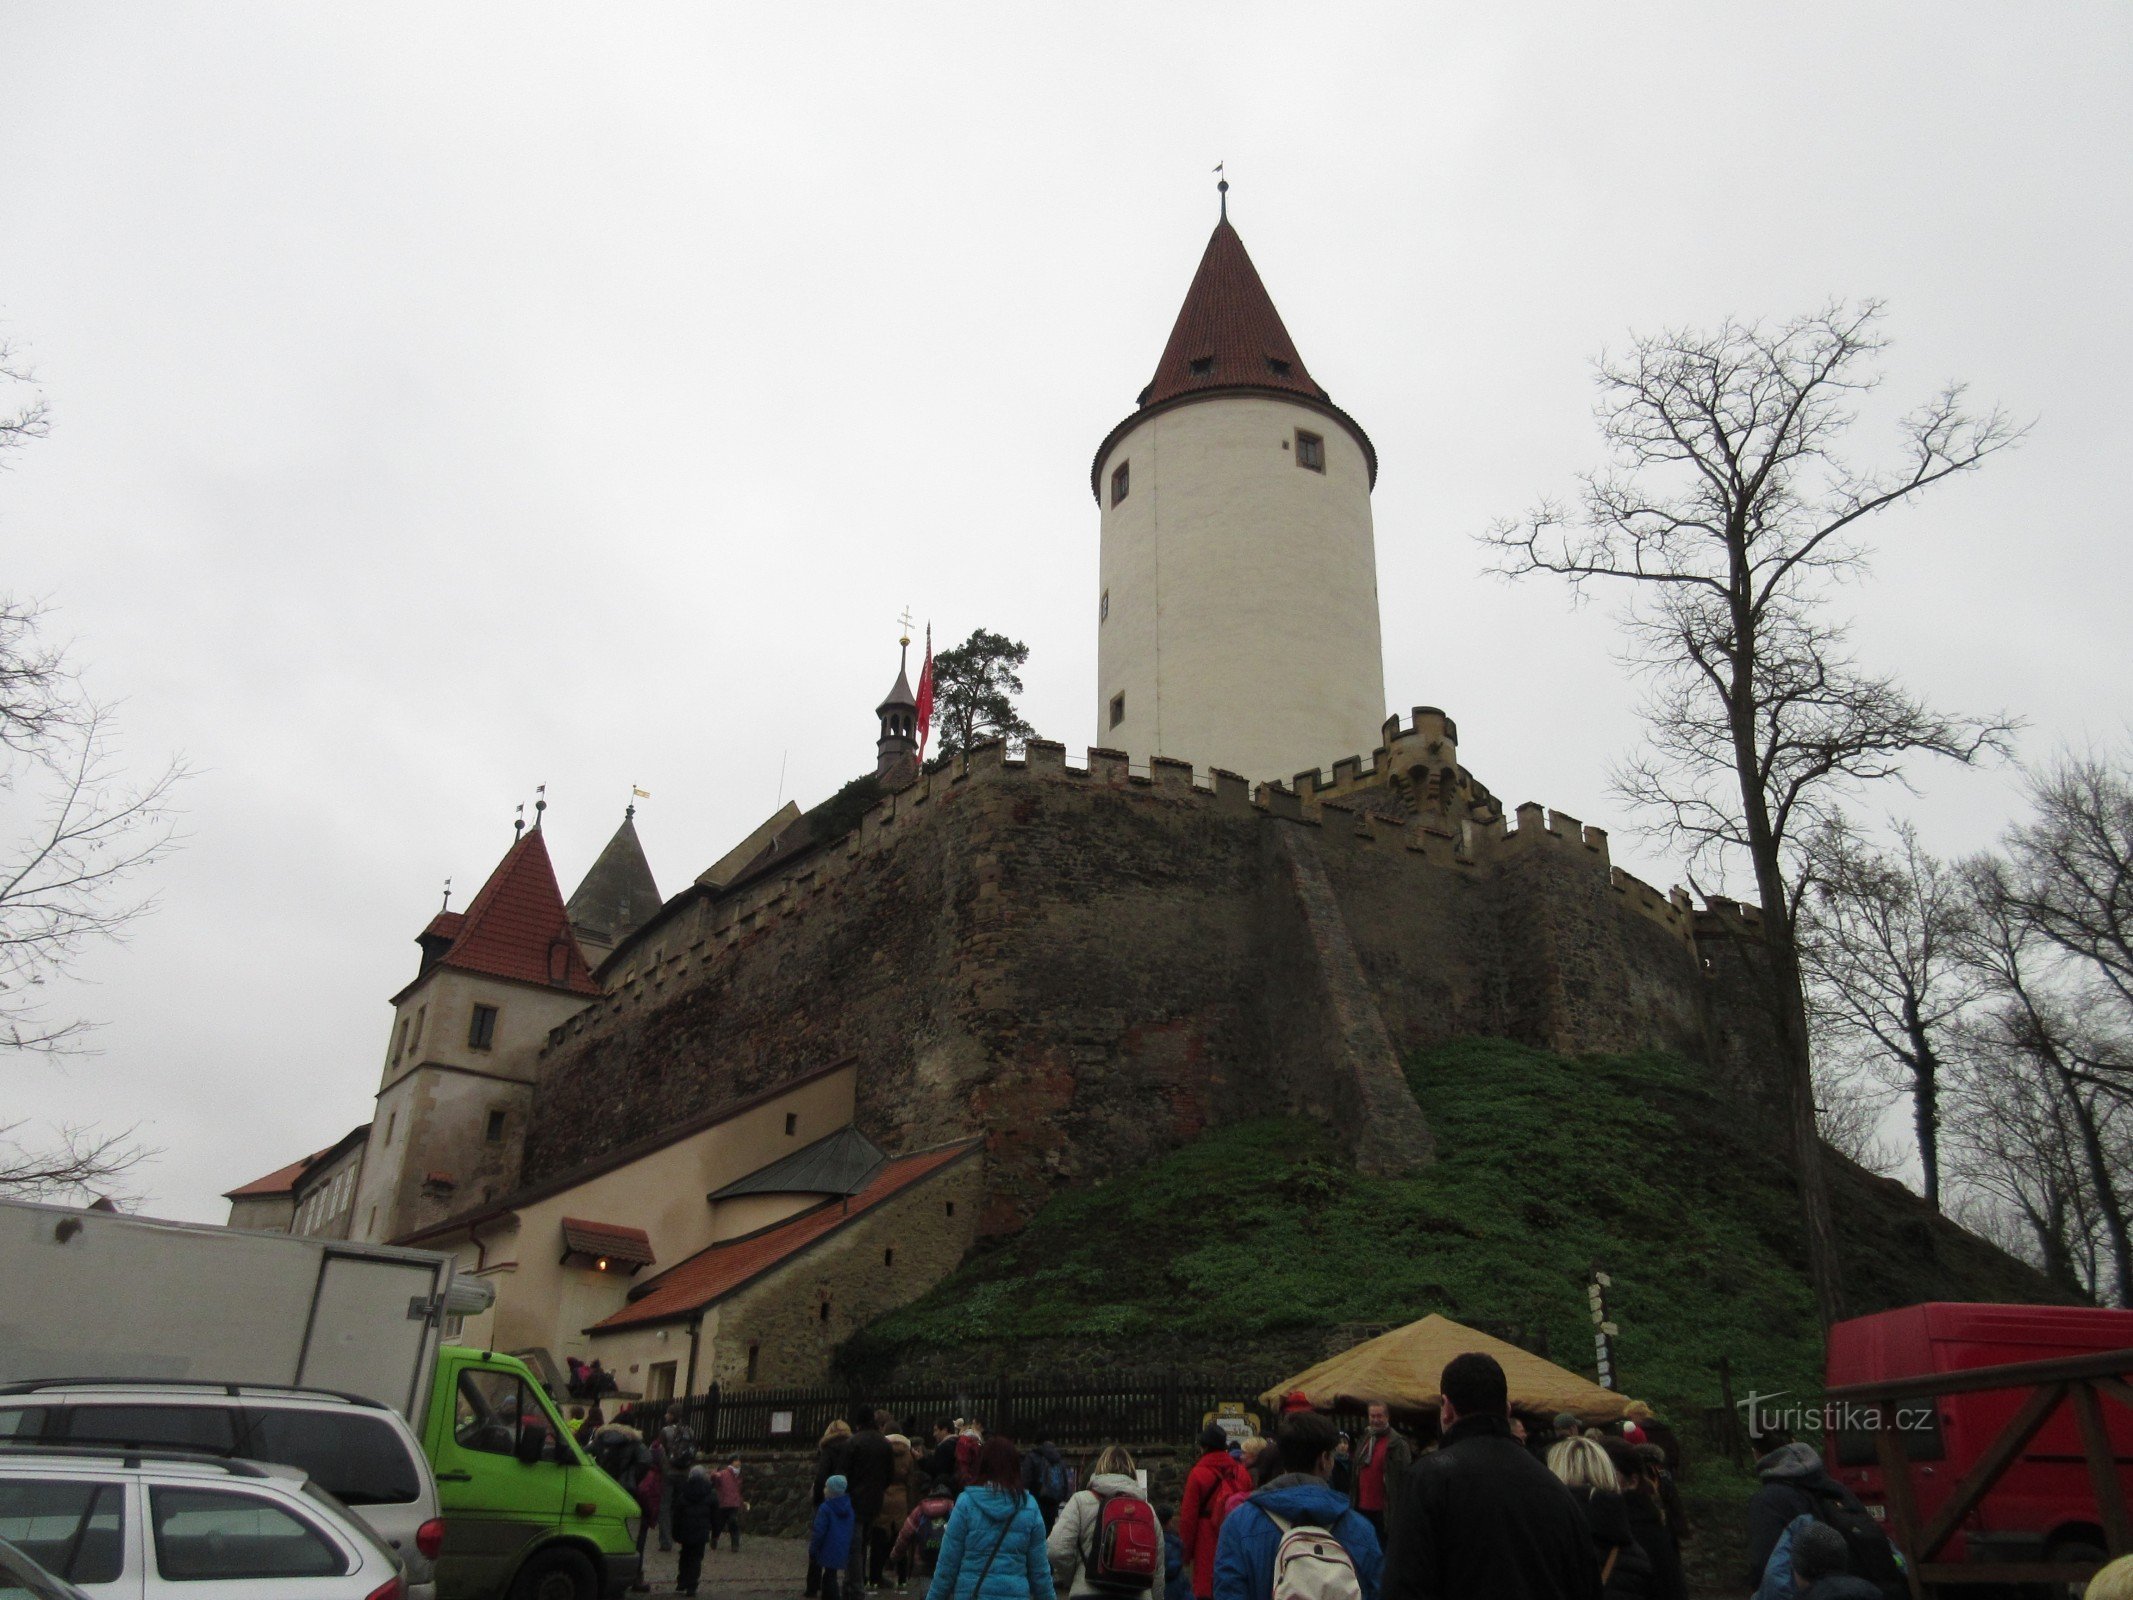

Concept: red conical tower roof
[[1092, 206, 1375, 498], [406, 826, 602, 999], [1140, 217, 1327, 410]]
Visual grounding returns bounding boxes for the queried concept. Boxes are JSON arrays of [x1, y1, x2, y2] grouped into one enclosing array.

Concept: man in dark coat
[[1742, 1442, 1871, 1590], [1381, 1353, 1602, 1600], [843, 1407, 896, 1595]]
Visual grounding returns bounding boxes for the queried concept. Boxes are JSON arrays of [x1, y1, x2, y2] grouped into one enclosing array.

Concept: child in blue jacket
[[812, 1475, 859, 1600], [1160, 1507, 1190, 1600]]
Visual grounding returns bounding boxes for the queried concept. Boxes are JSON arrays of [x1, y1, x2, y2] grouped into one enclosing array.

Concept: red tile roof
[[562, 1218, 656, 1267], [224, 1148, 329, 1199], [589, 1139, 981, 1333], [1092, 214, 1376, 498], [1142, 218, 1323, 411], [406, 829, 601, 999]]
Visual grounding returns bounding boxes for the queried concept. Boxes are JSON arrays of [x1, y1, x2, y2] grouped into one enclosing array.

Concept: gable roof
[[706, 1124, 885, 1202], [589, 1139, 981, 1333], [392, 1057, 857, 1246], [225, 1148, 329, 1200], [225, 1124, 371, 1201], [561, 1217, 656, 1267], [399, 827, 601, 1002], [567, 810, 664, 949]]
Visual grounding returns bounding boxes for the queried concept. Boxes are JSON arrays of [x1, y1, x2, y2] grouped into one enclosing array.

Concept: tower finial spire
[[533, 783, 547, 831], [1214, 161, 1227, 221], [440, 876, 452, 912], [897, 605, 915, 671], [514, 802, 525, 840]]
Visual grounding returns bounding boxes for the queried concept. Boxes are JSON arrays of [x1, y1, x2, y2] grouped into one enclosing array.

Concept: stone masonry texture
[[520, 734, 1768, 1232]]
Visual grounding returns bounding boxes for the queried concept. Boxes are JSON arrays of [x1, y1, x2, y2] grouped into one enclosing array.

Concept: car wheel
[[510, 1547, 598, 1600]]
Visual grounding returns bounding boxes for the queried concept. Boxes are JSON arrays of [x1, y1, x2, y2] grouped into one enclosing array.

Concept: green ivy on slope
[[863, 1039, 1843, 1419]]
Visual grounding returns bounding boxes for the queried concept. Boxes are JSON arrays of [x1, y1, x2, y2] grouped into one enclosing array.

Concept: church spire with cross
[[875, 611, 922, 783]]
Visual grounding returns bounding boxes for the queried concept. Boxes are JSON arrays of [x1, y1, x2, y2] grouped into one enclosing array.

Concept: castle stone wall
[[520, 725, 1770, 1230]]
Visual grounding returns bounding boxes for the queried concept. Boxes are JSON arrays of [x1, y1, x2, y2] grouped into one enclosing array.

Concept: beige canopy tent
[[1262, 1313, 1650, 1425]]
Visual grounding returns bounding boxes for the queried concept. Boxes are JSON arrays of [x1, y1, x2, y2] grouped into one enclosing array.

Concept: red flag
[[915, 624, 935, 758]]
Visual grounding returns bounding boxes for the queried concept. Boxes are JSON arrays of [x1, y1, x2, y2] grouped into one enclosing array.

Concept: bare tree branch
[[0, 1118, 152, 1204], [1481, 301, 2025, 1324]]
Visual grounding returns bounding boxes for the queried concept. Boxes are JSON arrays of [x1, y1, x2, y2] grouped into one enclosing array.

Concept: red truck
[[1824, 1301, 2133, 1570]]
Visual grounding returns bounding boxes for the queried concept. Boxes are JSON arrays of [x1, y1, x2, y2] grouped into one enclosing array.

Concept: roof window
[[1266, 357, 1291, 377], [1188, 357, 1214, 377]]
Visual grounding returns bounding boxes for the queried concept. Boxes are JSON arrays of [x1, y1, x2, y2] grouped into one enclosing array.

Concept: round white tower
[[1092, 200, 1387, 785]]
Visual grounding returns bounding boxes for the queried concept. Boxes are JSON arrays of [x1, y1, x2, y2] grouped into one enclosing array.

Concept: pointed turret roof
[[400, 826, 601, 1001], [877, 664, 917, 715], [1141, 218, 1327, 410], [1092, 209, 1376, 498], [567, 809, 664, 951]]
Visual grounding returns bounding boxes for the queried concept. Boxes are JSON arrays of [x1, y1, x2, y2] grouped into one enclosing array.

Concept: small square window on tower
[[1266, 356, 1292, 377], [784, 1112, 798, 1137], [1295, 430, 1325, 472], [485, 1109, 506, 1143], [468, 1003, 499, 1050], [1109, 692, 1126, 729], [1188, 356, 1214, 377], [1110, 461, 1129, 506]]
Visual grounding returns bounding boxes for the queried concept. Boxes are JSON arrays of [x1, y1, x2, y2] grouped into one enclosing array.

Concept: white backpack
[[1262, 1513, 1362, 1600]]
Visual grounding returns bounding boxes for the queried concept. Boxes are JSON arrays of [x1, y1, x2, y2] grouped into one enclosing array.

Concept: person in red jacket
[[1175, 1426, 1251, 1600]]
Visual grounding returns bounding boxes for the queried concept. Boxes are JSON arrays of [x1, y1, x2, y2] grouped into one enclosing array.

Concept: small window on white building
[[1110, 461, 1129, 506], [1100, 589, 1109, 622], [784, 1113, 798, 1137], [384, 1112, 397, 1145], [485, 1110, 506, 1143], [1109, 692, 1125, 729], [1295, 430, 1325, 473], [468, 1004, 499, 1051], [411, 1005, 426, 1048]]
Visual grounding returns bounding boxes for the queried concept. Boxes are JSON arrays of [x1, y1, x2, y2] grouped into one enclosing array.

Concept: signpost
[[1589, 1269, 1618, 1390]]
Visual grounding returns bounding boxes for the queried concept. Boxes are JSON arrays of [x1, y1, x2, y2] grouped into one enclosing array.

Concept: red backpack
[[1089, 1492, 1161, 1594], [1204, 1465, 1247, 1532]]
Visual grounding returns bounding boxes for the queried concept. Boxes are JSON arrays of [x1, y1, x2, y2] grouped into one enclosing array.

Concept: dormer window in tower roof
[[1266, 357, 1291, 378], [1189, 356, 1214, 377]]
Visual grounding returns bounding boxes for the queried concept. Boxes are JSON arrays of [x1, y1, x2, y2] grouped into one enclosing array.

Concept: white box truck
[[0, 1197, 644, 1600]]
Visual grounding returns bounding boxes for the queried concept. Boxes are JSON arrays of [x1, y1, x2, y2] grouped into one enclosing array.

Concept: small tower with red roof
[[1091, 185, 1388, 783], [347, 811, 603, 1244]]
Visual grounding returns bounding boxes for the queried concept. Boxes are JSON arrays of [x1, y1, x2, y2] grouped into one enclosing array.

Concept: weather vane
[[1214, 160, 1228, 219], [440, 876, 452, 912]]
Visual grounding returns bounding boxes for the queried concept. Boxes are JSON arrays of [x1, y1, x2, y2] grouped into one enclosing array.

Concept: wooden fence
[[646, 1372, 1294, 1452]]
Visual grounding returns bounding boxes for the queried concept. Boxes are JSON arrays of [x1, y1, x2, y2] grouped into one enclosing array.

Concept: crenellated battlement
[[542, 718, 1742, 1054]]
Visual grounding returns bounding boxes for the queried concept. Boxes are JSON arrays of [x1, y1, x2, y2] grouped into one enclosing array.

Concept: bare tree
[[1800, 820, 1981, 1209], [1958, 854, 2133, 1303], [0, 1118, 150, 1204], [1999, 752, 2133, 1049], [1484, 302, 2022, 1324], [1, 351, 187, 1056]]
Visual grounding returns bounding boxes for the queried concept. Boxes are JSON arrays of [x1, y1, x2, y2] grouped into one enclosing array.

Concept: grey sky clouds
[[2, 4, 2127, 1219]]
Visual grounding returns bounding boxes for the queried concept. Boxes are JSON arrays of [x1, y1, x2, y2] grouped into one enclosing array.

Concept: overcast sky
[[2, 5, 2127, 1222]]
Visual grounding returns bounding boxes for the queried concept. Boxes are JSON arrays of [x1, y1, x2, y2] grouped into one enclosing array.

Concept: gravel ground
[[634, 1535, 904, 1600]]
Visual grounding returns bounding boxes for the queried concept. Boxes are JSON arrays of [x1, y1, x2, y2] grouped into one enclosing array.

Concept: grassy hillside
[[853, 1038, 2059, 1422]]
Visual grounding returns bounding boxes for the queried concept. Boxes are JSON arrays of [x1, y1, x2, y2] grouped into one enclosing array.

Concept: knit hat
[[1553, 1412, 1579, 1433], [825, 1474, 848, 1496], [1791, 1522, 1850, 1583]]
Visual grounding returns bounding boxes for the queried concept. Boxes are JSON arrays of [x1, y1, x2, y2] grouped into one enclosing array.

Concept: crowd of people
[[564, 1353, 1938, 1600], [782, 1361, 1707, 1600]]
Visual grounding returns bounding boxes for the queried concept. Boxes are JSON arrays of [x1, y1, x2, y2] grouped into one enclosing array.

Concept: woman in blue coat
[[926, 1437, 1055, 1600]]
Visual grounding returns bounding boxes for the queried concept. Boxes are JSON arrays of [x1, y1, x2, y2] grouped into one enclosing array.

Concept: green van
[[422, 1347, 641, 1600]]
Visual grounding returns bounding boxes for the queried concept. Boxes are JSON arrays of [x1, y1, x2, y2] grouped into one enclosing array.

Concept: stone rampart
[[520, 716, 1761, 1226]]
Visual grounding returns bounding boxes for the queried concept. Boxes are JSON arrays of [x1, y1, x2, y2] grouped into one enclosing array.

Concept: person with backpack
[[815, 1476, 861, 1600], [926, 1438, 1055, 1600], [1025, 1435, 1074, 1532], [1785, 1523, 1886, 1599], [657, 1413, 699, 1554], [893, 1479, 961, 1586], [1178, 1426, 1252, 1600], [1742, 1442, 1903, 1599], [809, 1421, 856, 1600], [878, 1434, 923, 1586], [1380, 1353, 1601, 1600], [1046, 1445, 1161, 1599], [956, 1421, 988, 1491], [1545, 1436, 1651, 1598], [1211, 1411, 1383, 1600]]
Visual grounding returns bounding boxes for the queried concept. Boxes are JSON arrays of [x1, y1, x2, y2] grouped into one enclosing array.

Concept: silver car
[[0, 1447, 404, 1600], [0, 1383, 439, 1600]]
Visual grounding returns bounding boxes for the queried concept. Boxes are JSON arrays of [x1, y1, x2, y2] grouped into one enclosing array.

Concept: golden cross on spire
[[897, 606, 915, 647]]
